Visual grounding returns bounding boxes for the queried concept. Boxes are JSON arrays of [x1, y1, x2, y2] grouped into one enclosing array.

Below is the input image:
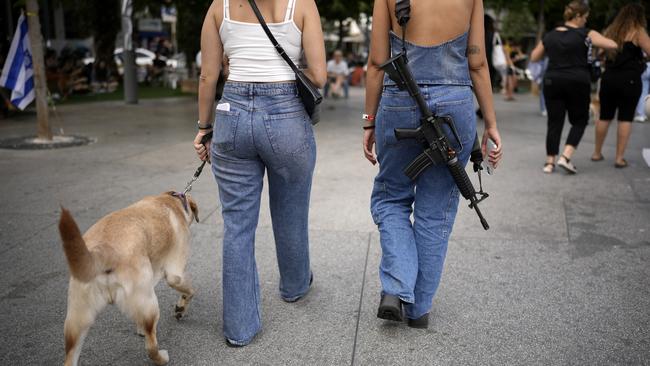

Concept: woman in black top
[[592, 4, 650, 168], [531, 1, 616, 174]]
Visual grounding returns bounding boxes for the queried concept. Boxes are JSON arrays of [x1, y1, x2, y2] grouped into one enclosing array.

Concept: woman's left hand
[[363, 129, 377, 165], [193, 129, 213, 162]]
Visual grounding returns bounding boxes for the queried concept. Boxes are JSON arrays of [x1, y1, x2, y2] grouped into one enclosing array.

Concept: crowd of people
[[480, 2, 650, 174]]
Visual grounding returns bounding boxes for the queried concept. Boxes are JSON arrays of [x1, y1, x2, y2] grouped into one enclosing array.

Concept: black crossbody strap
[[248, 0, 301, 75]]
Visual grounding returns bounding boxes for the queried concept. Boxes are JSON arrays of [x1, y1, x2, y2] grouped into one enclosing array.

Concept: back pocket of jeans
[[380, 105, 418, 146], [213, 109, 239, 152], [263, 110, 312, 155], [435, 97, 475, 148]]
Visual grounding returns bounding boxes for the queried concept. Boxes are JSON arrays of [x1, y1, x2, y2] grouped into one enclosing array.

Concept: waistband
[[223, 81, 298, 96]]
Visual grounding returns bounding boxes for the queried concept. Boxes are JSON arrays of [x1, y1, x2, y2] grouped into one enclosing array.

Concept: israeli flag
[[0, 13, 35, 110]]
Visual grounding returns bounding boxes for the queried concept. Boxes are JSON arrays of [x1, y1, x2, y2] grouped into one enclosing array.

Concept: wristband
[[197, 120, 213, 130], [362, 114, 375, 122], [362, 125, 376, 130]]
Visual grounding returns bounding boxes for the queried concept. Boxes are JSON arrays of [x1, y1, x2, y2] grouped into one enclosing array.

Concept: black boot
[[377, 294, 403, 322], [407, 313, 429, 329]]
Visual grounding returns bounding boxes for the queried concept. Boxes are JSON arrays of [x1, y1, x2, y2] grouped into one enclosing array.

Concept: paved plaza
[[0, 88, 649, 365]]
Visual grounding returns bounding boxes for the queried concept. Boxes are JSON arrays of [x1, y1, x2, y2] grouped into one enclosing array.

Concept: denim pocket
[[435, 97, 475, 148], [380, 105, 418, 146], [263, 110, 312, 155], [213, 109, 239, 153]]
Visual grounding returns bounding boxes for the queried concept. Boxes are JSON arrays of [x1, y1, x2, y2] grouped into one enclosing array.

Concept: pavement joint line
[[350, 232, 372, 366], [562, 197, 572, 244], [449, 235, 570, 244]]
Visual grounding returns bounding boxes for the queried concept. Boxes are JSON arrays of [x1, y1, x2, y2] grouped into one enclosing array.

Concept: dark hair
[[484, 14, 495, 34], [564, 1, 590, 21]]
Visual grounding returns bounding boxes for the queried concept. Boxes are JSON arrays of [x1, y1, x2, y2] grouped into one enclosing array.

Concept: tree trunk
[[92, 0, 121, 78], [337, 18, 345, 50], [122, 0, 137, 104], [25, 0, 52, 140]]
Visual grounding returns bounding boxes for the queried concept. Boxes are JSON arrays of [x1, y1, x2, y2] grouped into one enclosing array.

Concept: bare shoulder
[[294, 0, 318, 31], [207, 0, 223, 27]]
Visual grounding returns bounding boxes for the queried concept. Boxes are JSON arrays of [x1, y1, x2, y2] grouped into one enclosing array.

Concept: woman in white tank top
[[192, 0, 326, 347]]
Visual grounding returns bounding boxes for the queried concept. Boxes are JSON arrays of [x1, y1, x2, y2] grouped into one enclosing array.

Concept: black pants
[[543, 77, 591, 156]]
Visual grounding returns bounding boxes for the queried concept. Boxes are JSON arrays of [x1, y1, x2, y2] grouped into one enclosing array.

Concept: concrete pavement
[[0, 88, 649, 365]]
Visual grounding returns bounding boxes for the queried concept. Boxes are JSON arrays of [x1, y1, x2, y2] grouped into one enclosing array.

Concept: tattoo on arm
[[468, 45, 481, 55]]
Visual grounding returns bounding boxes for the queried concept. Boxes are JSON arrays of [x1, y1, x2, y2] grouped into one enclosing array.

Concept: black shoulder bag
[[248, 0, 322, 124]]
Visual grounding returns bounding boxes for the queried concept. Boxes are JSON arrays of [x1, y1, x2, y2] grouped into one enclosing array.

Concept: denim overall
[[211, 82, 316, 345], [371, 31, 476, 319]]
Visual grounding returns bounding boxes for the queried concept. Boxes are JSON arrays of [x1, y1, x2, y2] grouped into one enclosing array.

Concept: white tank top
[[220, 0, 302, 82]]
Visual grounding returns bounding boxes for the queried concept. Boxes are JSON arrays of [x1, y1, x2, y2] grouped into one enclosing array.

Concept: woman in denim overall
[[363, 0, 503, 328], [193, 0, 326, 346]]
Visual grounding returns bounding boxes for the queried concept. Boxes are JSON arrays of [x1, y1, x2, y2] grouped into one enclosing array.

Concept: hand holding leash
[[193, 130, 213, 162], [184, 131, 213, 195]]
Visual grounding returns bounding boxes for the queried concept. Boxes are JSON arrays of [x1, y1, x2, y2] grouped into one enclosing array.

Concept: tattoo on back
[[468, 45, 481, 55]]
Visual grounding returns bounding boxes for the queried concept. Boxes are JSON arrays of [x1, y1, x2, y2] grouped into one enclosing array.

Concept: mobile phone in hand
[[486, 138, 497, 175]]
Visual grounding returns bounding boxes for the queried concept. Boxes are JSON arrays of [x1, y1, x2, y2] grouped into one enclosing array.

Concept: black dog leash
[[182, 131, 213, 195]]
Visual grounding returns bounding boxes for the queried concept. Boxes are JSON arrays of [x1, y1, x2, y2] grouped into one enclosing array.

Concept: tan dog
[[58, 192, 199, 366]]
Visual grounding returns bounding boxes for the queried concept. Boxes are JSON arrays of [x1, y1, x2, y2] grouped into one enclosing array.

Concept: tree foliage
[[500, 2, 537, 40], [60, 0, 121, 69], [316, 0, 372, 49], [486, 0, 650, 41]]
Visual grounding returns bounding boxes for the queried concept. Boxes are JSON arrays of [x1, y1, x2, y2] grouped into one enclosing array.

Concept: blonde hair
[[604, 3, 647, 58], [563, 1, 590, 22]]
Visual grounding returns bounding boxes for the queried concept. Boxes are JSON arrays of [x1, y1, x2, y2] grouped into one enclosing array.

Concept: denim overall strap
[[384, 31, 472, 87]]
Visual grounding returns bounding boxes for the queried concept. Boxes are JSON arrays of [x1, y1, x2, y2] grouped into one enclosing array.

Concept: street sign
[[161, 6, 177, 23]]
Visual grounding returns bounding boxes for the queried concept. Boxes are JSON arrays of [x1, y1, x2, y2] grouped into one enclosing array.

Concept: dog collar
[[171, 192, 189, 213]]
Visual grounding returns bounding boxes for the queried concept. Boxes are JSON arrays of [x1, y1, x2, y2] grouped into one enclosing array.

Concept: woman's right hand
[[193, 129, 213, 162]]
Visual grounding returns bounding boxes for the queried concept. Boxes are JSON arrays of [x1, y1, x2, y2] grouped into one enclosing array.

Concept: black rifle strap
[[247, 0, 302, 75], [395, 0, 411, 54]]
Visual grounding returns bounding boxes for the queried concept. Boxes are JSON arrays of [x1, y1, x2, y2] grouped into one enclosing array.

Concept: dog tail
[[58, 207, 97, 282]]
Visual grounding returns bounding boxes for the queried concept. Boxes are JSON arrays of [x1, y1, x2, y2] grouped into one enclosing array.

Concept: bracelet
[[362, 114, 375, 122], [362, 125, 376, 130], [197, 120, 213, 130]]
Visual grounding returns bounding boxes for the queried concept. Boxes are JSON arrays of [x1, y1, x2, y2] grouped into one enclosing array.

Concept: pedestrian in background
[[504, 40, 526, 101], [363, 0, 502, 329], [193, 0, 326, 347], [592, 3, 650, 168], [528, 57, 548, 117], [325, 49, 349, 98], [531, 0, 617, 174], [635, 60, 650, 122]]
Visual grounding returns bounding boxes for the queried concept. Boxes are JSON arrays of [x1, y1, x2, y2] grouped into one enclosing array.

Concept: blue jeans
[[210, 82, 316, 345], [371, 85, 476, 319], [636, 63, 650, 118]]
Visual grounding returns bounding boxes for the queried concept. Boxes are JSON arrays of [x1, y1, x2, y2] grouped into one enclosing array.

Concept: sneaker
[[634, 115, 647, 123], [541, 110, 547, 117]]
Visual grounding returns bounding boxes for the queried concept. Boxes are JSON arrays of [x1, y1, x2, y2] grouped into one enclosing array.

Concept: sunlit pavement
[[0, 88, 648, 365]]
